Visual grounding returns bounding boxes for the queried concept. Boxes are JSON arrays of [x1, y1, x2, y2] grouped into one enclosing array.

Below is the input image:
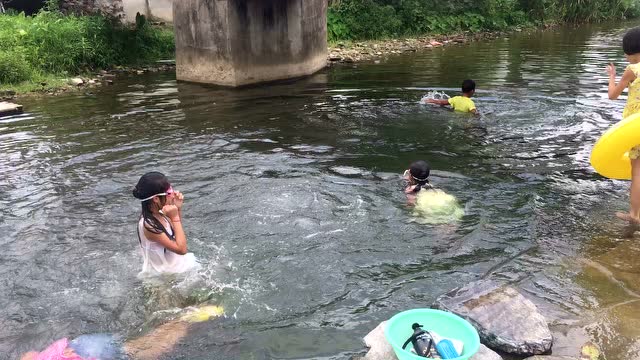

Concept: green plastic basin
[[384, 308, 480, 360]]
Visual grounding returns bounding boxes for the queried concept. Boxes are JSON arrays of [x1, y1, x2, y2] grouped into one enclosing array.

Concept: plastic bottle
[[430, 331, 463, 359], [408, 323, 433, 357], [435, 339, 460, 359]]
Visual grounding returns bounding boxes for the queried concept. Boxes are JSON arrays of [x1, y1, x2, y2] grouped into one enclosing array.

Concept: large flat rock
[[361, 321, 502, 360], [434, 279, 552, 355], [0, 102, 23, 116], [362, 321, 396, 360], [473, 344, 503, 360]]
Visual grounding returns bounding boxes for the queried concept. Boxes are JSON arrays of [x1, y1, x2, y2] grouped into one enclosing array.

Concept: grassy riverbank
[[0, 9, 174, 93], [327, 0, 640, 41]]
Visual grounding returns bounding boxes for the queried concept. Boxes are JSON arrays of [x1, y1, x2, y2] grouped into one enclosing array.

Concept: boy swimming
[[424, 79, 477, 114]]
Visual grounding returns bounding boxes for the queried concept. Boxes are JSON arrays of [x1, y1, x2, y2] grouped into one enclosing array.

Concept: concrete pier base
[[173, 0, 327, 87]]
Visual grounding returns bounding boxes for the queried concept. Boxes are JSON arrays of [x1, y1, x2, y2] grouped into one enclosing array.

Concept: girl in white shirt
[[132, 172, 198, 275]]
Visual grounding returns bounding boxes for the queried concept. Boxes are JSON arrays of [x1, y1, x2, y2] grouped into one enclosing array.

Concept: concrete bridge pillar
[[173, 0, 327, 87]]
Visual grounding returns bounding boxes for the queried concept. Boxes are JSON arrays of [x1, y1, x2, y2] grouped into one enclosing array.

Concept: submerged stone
[[434, 279, 552, 355], [329, 166, 369, 177]]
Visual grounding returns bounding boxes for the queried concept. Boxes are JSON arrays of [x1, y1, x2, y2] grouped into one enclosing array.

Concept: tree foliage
[[328, 0, 640, 41]]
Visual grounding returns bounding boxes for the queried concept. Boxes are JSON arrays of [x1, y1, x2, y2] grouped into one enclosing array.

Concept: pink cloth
[[35, 339, 87, 360]]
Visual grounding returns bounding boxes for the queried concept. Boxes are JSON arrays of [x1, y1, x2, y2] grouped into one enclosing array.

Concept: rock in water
[[524, 357, 574, 360], [362, 321, 397, 360], [0, 102, 23, 116], [329, 166, 369, 177], [434, 279, 552, 355], [69, 77, 84, 86], [471, 344, 503, 360]]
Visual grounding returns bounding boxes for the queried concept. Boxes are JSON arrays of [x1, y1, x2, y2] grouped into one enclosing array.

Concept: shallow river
[[3, 21, 640, 360]]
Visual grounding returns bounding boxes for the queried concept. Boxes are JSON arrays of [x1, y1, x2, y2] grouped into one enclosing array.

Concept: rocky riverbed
[[0, 62, 176, 101], [325, 31, 512, 64]]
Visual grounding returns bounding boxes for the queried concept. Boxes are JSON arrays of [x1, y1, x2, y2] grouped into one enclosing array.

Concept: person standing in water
[[424, 79, 478, 114], [606, 27, 640, 224], [132, 172, 198, 274]]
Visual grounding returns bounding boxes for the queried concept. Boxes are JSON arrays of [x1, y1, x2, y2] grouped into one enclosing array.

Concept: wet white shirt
[[137, 216, 199, 275]]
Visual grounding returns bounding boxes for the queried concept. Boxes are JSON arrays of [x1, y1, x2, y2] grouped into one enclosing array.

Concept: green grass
[[0, 9, 174, 91], [0, 74, 69, 94]]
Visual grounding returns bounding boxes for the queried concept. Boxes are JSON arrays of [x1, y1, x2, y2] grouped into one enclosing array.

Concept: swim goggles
[[140, 185, 174, 202], [403, 169, 429, 182]]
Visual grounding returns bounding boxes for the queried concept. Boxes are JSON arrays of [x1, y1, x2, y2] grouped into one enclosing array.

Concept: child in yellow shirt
[[424, 79, 477, 114], [607, 27, 640, 224]]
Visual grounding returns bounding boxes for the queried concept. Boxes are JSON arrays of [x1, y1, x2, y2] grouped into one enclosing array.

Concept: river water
[[3, 22, 640, 359]]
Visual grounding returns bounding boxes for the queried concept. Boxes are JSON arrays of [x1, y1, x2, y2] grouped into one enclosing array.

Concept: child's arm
[[608, 63, 636, 100], [424, 98, 450, 106], [145, 205, 188, 255], [405, 186, 418, 206]]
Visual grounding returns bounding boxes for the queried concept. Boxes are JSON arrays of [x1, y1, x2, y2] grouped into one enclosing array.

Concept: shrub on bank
[[0, 48, 33, 83], [0, 9, 174, 85], [328, 0, 640, 41]]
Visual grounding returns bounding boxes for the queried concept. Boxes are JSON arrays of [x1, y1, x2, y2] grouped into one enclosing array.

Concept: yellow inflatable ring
[[591, 112, 640, 180]]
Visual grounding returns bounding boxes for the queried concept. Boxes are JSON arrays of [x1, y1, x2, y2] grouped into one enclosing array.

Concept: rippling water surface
[[3, 22, 640, 359]]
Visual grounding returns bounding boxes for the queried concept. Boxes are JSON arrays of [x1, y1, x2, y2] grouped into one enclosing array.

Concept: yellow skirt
[[413, 189, 464, 224]]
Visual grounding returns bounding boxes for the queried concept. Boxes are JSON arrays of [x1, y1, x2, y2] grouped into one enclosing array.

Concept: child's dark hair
[[133, 172, 174, 240], [409, 160, 431, 192], [462, 79, 476, 93], [623, 27, 640, 55]]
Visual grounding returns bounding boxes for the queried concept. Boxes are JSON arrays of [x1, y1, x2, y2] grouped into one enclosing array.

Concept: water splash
[[421, 91, 451, 103]]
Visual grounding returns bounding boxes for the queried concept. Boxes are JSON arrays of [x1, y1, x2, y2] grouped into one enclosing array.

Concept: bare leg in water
[[20, 306, 223, 360], [19, 352, 38, 360], [124, 321, 190, 360], [617, 158, 640, 225], [20, 323, 189, 360], [123, 306, 222, 359]]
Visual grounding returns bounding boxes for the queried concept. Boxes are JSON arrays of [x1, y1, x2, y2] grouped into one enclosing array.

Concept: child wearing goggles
[[403, 160, 464, 224], [404, 160, 434, 205], [132, 172, 198, 275]]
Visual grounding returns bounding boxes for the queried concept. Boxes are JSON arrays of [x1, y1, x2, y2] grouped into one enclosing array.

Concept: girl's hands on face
[[173, 191, 184, 210], [162, 204, 180, 221]]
